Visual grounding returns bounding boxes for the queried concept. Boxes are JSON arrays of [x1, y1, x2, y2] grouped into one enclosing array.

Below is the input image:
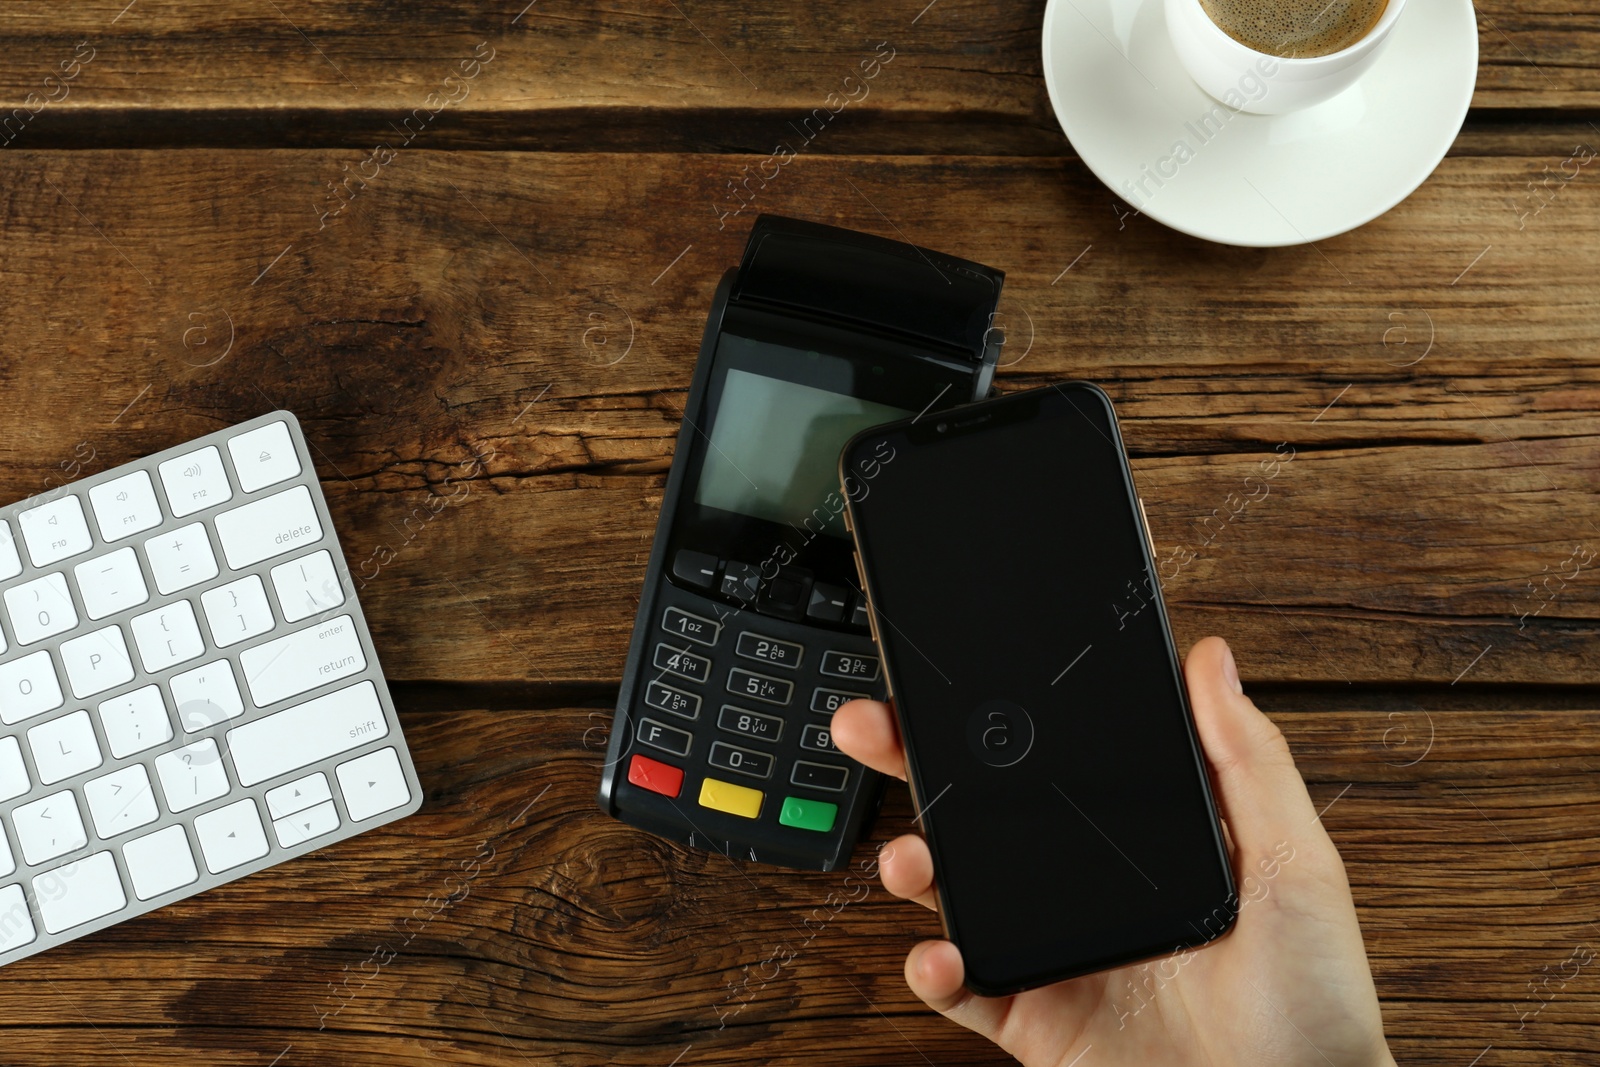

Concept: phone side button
[[627, 754, 685, 799], [698, 777, 764, 819], [1138, 497, 1157, 560], [779, 796, 838, 833]]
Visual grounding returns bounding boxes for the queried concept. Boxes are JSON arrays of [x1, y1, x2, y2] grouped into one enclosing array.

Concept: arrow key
[[336, 747, 411, 822], [265, 771, 332, 820], [193, 798, 268, 874], [272, 800, 340, 849]]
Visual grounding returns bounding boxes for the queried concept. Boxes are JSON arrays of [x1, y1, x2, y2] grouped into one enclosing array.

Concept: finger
[[904, 941, 1012, 1040], [1185, 636, 1324, 857], [878, 833, 939, 912], [831, 699, 906, 781]]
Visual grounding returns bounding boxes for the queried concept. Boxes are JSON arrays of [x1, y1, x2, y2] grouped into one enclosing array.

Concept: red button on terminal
[[628, 754, 685, 798]]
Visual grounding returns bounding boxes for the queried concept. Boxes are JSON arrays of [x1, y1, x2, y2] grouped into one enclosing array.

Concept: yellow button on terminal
[[698, 776, 764, 819]]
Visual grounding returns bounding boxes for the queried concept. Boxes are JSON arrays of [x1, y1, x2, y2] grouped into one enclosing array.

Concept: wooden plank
[[0, 0, 1593, 154], [0, 700, 1596, 1066], [0, 149, 1595, 685]]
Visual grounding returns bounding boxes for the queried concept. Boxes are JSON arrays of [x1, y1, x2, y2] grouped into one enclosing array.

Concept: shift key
[[229, 681, 388, 787], [240, 614, 366, 708]]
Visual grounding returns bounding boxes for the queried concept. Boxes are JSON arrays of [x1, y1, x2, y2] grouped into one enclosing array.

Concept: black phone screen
[[843, 383, 1234, 993]]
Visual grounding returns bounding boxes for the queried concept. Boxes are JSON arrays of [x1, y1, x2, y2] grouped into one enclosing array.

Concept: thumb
[[1184, 636, 1323, 858]]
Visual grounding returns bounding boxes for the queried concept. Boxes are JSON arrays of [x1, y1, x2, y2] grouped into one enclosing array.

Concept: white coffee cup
[[1164, 0, 1409, 115]]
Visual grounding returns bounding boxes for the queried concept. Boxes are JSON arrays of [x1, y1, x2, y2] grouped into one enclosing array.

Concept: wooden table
[[0, 1, 1596, 1063]]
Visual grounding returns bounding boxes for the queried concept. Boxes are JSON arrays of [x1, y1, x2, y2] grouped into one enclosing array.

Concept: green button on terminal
[[779, 796, 838, 833]]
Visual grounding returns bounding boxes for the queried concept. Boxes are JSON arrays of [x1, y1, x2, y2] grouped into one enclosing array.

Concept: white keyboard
[[0, 411, 421, 967]]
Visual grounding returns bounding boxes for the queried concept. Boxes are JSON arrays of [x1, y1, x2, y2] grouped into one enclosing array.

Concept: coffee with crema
[[1197, 0, 1388, 57]]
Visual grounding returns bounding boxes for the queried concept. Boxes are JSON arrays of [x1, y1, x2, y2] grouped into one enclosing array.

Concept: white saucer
[[1041, 0, 1478, 246]]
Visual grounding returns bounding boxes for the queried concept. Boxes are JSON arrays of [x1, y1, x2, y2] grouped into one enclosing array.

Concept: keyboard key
[[170, 661, 245, 732], [239, 614, 365, 709], [157, 445, 233, 518], [626, 754, 684, 798], [652, 643, 711, 684], [735, 632, 802, 669], [228, 681, 386, 788], [790, 761, 850, 793], [83, 764, 159, 838], [13, 790, 88, 865], [709, 741, 774, 779], [819, 650, 880, 682], [130, 599, 205, 673], [697, 776, 763, 819], [74, 547, 150, 620], [0, 736, 29, 802], [122, 824, 198, 901], [0, 520, 21, 582], [144, 523, 219, 595], [34, 851, 125, 934], [0, 884, 37, 954], [720, 561, 761, 603], [662, 607, 720, 646], [671, 549, 718, 591], [270, 550, 344, 623], [336, 747, 410, 822], [273, 799, 340, 848], [800, 723, 839, 753], [779, 796, 838, 833], [227, 421, 301, 493], [200, 575, 275, 648], [4, 573, 78, 645], [635, 717, 692, 758], [154, 739, 231, 813], [810, 687, 868, 715], [17, 495, 93, 567], [0, 651, 65, 725], [726, 668, 792, 706], [265, 771, 332, 820], [97, 685, 172, 759], [87, 470, 163, 543], [60, 625, 135, 700], [194, 798, 268, 874], [717, 704, 783, 743], [643, 681, 700, 720], [805, 582, 848, 623], [0, 832, 11, 878], [27, 710, 103, 785], [213, 485, 322, 570]]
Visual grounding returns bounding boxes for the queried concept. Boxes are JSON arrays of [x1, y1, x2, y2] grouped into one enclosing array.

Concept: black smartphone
[[840, 382, 1235, 995]]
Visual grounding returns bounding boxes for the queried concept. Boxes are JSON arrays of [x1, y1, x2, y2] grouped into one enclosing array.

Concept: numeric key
[[726, 668, 792, 706], [819, 650, 879, 681], [4, 573, 78, 645]]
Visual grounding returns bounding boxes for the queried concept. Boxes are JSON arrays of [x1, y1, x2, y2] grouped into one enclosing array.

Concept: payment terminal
[[597, 215, 1005, 870]]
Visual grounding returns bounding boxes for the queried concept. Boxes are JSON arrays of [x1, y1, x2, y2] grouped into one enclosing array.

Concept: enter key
[[239, 614, 366, 708]]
